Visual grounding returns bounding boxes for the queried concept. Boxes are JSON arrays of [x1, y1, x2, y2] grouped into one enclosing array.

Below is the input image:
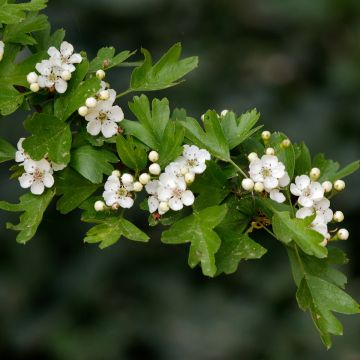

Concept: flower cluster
[[26, 41, 82, 93], [242, 152, 290, 203], [145, 145, 211, 214], [15, 138, 64, 195], [0, 40, 4, 61], [78, 78, 124, 138]]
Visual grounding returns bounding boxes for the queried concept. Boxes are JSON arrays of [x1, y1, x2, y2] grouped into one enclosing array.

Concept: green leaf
[[54, 59, 101, 121], [130, 43, 198, 91], [297, 275, 360, 348], [0, 85, 24, 115], [215, 231, 267, 275], [116, 135, 147, 171], [221, 109, 262, 149], [312, 153, 340, 182], [32, 27, 66, 52], [272, 211, 327, 258], [180, 111, 230, 161], [83, 215, 149, 249], [70, 145, 119, 184], [0, 138, 16, 163], [161, 205, 228, 277], [331, 160, 359, 181], [23, 113, 72, 164], [0, 0, 47, 24], [0, 189, 55, 243], [294, 142, 311, 176], [89, 47, 136, 72], [56, 168, 100, 214]]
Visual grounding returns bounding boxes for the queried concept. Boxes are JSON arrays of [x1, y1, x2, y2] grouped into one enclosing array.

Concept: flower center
[[172, 188, 183, 198], [49, 73, 58, 82], [98, 112, 108, 122], [117, 186, 128, 197], [33, 168, 44, 181], [303, 188, 311, 197], [262, 168, 271, 177], [187, 159, 198, 168]]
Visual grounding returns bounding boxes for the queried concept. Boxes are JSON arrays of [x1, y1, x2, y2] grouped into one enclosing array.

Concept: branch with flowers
[[0, 0, 359, 349]]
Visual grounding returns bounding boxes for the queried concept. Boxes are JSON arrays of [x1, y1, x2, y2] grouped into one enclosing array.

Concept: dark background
[[0, 0, 359, 359]]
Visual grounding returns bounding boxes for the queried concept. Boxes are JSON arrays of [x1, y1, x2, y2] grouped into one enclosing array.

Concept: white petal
[[278, 172, 290, 187], [43, 173, 54, 188], [37, 159, 51, 172], [37, 75, 53, 88], [24, 159, 37, 173], [295, 175, 310, 190], [271, 163, 285, 178], [55, 78, 68, 93], [47, 46, 60, 58], [269, 189, 286, 203], [261, 155, 278, 168], [104, 178, 120, 192], [310, 182, 324, 201], [323, 209, 334, 223], [145, 180, 159, 195], [290, 183, 302, 196], [298, 196, 313, 208], [103, 191, 117, 206], [159, 173, 177, 189], [249, 159, 262, 174], [183, 144, 198, 160], [15, 151, 26, 163], [31, 181, 45, 195], [60, 41, 74, 57], [296, 207, 314, 219], [118, 196, 134, 209], [35, 60, 51, 76], [148, 196, 159, 213], [264, 176, 278, 190], [192, 162, 207, 174], [87, 120, 102, 136], [197, 149, 211, 161], [250, 173, 264, 183], [19, 173, 33, 188], [108, 106, 124, 122], [101, 120, 118, 138], [181, 190, 195, 206], [68, 53, 82, 64], [157, 187, 173, 202], [168, 197, 184, 211]]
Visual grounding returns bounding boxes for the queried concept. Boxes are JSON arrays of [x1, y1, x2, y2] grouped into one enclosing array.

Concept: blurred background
[[1, 0, 360, 359]]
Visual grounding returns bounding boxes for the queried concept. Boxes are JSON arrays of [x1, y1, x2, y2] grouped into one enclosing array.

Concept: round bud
[[99, 90, 110, 100], [149, 163, 161, 175], [180, 166, 188, 175], [30, 83, 40, 92], [121, 173, 134, 184], [96, 69, 106, 80], [248, 152, 258, 162], [111, 170, 121, 177], [265, 147, 275, 156], [337, 228, 349, 241], [254, 182, 264, 193], [281, 139, 291, 148], [334, 179, 345, 191], [241, 178, 254, 191], [78, 106, 88, 117], [148, 150, 159, 163], [333, 211, 344, 223], [139, 173, 151, 185], [309, 167, 321, 181], [133, 181, 143, 192], [94, 200, 106, 212], [159, 202, 170, 213], [27, 72, 38, 84], [61, 70, 72, 81], [220, 109, 229, 117], [85, 97, 97, 108], [185, 172, 195, 184], [322, 181, 332, 193], [261, 130, 271, 140]]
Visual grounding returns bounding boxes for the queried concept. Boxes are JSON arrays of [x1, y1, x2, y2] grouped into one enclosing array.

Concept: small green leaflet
[[161, 205, 228, 277], [0, 189, 55, 243], [272, 211, 327, 258], [56, 168, 100, 214], [116, 135, 147, 172], [0, 138, 16, 163], [70, 145, 119, 184], [0, 85, 24, 116], [294, 142, 311, 176], [23, 113, 72, 164], [83, 215, 149, 249], [130, 43, 198, 91], [180, 110, 230, 161], [221, 109, 262, 150], [89, 47, 136, 72], [0, 0, 47, 24]]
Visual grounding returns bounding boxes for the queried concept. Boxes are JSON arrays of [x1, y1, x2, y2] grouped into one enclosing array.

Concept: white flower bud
[[27, 72, 38, 84], [334, 179, 345, 191], [139, 173, 151, 185], [99, 90, 110, 100], [61, 70, 72, 81], [261, 130, 271, 140], [96, 69, 106, 80], [94, 200, 106, 212], [149, 163, 161, 175], [220, 109, 229, 117], [254, 182, 264, 192], [180, 166, 188, 175], [322, 181, 332, 193], [112, 170, 121, 177], [30, 83, 40, 92], [265, 147, 275, 155], [309, 167, 321, 181], [248, 152, 258, 162], [78, 106, 88, 117], [159, 202, 170, 213], [281, 139, 291, 148], [85, 97, 97, 108], [333, 211, 344, 223], [148, 150, 159, 163], [241, 178, 254, 191], [133, 181, 143, 192], [185, 172, 195, 184], [337, 228, 349, 241], [121, 173, 134, 184]]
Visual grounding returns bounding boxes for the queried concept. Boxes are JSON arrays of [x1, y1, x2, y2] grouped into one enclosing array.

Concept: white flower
[[102, 174, 134, 208], [0, 40, 4, 61], [15, 138, 30, 164], [174, 145, 211, 174], [290, 175, 324, 207], [36, 59, 68, 93], [47, 41, 82, 73], [164, 161, 187, 178], [85, 100, 124, 138], [19, 159, 54, 195], [296, 206, 330, 240]]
